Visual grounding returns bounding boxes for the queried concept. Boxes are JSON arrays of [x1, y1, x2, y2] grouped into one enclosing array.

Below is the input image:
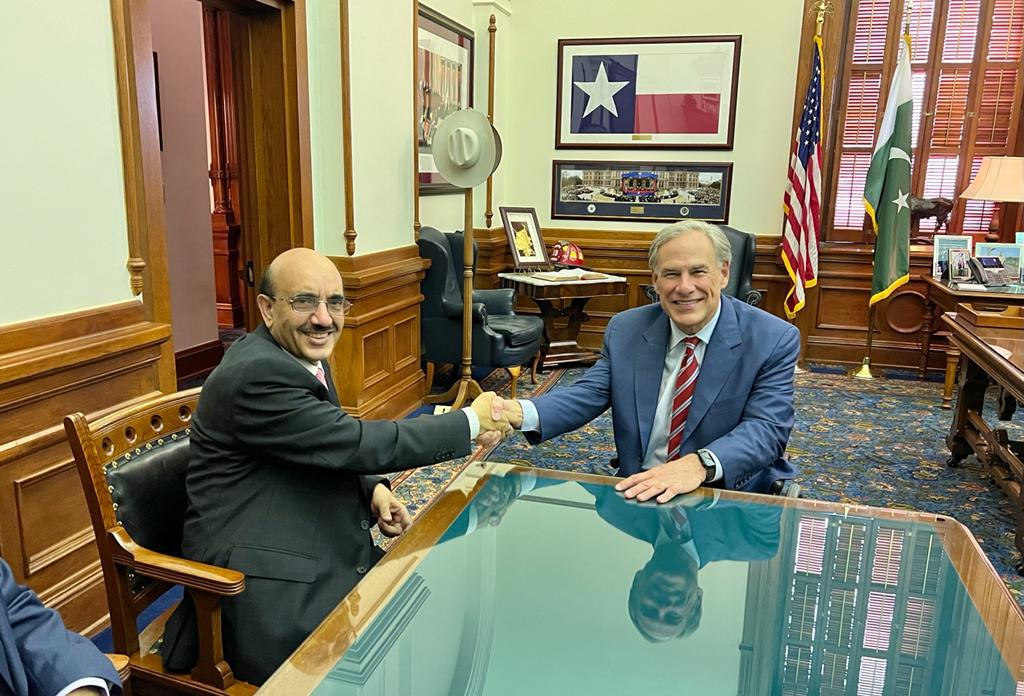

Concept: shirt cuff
[[699, 448, 723, 483], [461, 407, 480, 440], [519, 399, 540, 432], [55, 677, 112, 696]]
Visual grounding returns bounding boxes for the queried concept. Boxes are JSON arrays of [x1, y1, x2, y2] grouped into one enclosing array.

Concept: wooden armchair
[[64, 389, 255, 695]]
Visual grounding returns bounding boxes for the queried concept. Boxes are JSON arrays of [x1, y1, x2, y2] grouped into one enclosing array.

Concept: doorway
[[119, 0, 312, 383]]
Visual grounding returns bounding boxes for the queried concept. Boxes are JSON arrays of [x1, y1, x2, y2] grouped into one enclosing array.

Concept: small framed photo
[[931, 234, 972, 277], [974, 242, 1024, 282], [499, 207, 549, 269], [947, 248, 972, 281]]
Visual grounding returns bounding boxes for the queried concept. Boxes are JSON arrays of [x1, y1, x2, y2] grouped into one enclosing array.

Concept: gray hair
[[648, 220, 731, 270]]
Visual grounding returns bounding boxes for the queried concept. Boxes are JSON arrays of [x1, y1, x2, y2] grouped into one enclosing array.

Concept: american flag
[[781, 36, 823, 318]]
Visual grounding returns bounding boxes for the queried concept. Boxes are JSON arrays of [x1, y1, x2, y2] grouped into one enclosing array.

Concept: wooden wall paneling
[[0, 302, 171, 633], [330, 247, 431, 419], [174, 339, 225, 388]]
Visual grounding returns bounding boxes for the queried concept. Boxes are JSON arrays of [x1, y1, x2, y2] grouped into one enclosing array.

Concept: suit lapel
[[683, 298, 742, 446], [322, 362, 341, 407], [636, 312, 670, 459]]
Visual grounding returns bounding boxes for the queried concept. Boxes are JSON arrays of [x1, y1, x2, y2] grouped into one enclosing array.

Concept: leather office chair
[[418, 227, 544, 397], [643, 224, 762, 306], [64, 389, 256, 695]]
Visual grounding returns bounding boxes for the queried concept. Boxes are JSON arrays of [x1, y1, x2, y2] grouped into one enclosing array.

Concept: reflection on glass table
[[259, 463, 1024, 696]]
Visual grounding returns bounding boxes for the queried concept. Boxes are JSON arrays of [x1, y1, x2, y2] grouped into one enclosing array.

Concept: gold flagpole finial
[[904, 0, 913, 44], [813, 0, 832, 37]]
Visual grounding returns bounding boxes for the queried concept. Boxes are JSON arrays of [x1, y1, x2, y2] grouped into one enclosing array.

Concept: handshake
[[469, 392, 524, 448]]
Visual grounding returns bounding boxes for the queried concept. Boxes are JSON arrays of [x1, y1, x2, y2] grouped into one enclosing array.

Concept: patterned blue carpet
[[394, 365, 1024, 610]]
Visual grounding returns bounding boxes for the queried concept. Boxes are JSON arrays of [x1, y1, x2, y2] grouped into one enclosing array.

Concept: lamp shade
[[960, 156, 1024, 202]]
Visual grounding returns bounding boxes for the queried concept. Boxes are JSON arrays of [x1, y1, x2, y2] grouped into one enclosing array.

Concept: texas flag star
[[573, 62, 629, 118]]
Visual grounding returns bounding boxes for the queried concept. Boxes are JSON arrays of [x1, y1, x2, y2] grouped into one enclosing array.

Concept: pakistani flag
[[864, 35, 912, 305]]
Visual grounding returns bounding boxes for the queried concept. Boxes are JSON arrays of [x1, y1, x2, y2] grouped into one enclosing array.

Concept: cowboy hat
[[431, 108, 502, 189]]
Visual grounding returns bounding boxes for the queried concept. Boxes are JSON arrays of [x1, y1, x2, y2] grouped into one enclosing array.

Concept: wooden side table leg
[[942, 348, 959, 410], [920, 299, 934, 380], [946, 355, 984, 467]]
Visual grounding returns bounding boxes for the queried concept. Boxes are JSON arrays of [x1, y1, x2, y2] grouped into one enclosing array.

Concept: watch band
[[697, 449, 716, 483]]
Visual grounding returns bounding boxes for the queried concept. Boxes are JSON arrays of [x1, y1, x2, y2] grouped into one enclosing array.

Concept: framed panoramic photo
[[499, 207, 549, 269], [555, 35, 741, 149], [417, 5, 474, 194], [551, 160, 732, 223]]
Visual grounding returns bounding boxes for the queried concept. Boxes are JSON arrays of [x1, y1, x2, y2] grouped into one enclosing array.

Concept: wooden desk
[[498, 273, 627, 372], [943, 312, 1024, 571], [259, 463, 1024, 693], [922, 276, 1024, 408]]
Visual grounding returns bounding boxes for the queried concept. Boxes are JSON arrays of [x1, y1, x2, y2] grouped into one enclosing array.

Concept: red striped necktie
[[666, 337, 700, 462], [314, 365, 329, 389]]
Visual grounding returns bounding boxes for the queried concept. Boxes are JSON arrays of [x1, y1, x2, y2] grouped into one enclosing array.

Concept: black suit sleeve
[[229, 363, 472, 475]]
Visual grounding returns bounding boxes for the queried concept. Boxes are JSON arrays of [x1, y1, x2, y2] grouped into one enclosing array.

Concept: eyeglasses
[[273, 294, 353, 316]]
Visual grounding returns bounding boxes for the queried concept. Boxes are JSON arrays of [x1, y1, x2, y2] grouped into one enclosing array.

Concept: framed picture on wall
[[417, 5, 474, 195], [499, 206, 549, 269], [555, 35, 741, 149], [551, 160, 732, 223]]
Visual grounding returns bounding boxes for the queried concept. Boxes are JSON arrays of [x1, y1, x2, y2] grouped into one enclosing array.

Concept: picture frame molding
[[555, 34, 741, 150]]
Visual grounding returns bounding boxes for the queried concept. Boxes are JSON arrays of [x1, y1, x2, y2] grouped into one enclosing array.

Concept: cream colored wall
[[151, 0, 219, 351], [307, 0, 348, 255], [501, 0, 804, 236], [348, 1, 418, 254], [0, 2, 134, 326]]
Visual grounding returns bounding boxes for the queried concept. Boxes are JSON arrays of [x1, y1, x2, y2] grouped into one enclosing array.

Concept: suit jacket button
[[356, 565, 368, 575], [360, 520, 370, 530]]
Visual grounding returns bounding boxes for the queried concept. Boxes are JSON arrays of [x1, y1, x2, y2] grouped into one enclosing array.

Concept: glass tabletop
[[259, 464, 1024, 695]]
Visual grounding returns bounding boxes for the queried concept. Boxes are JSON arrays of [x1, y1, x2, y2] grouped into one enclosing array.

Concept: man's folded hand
[[471, 392, 513, 447]]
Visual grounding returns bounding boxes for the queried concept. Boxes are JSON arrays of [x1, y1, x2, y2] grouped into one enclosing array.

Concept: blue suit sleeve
[[1, 561, 121, 696], [707, 324, 799, 489], [526, 319, 616, 444]]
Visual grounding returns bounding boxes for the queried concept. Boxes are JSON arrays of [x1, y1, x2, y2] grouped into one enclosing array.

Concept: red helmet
[[550, 240, 585, 267]]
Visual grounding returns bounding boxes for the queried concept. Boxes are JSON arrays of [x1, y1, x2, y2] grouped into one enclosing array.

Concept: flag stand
[[851, 305, 877, 380]]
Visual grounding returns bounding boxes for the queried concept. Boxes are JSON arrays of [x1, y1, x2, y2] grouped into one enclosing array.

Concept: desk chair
[[64, 389, 256, 695], [643, 225, 762, 306], [418, 227, 544, 397]]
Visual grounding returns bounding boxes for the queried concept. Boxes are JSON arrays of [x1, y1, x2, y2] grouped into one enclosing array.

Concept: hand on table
[[615, 453, 705, 504], [371, 483, 413, 537]]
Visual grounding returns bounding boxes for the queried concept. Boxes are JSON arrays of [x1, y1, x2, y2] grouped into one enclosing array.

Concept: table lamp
[[959, 156, 1024, 242]]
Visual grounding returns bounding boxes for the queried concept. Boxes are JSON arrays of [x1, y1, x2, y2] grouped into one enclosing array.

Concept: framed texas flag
[[555, 36, 741, 150]]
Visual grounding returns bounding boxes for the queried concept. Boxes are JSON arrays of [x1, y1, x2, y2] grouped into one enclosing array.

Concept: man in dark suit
[[161, 248, 510, 684], [0, 557, 121, 696], [504, 220, 799, 501]]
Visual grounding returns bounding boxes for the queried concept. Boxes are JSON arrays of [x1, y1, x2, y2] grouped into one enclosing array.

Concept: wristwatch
[[697, 449, 717, 483]]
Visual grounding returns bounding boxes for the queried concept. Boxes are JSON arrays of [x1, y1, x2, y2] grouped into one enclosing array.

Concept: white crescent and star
[[888, 147, 911, 213], [574, 62, 629, 118]]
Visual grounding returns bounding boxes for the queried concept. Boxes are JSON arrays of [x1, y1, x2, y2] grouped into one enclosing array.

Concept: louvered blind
[[781, 512, 946, 695], [829, 0, 1023, 239]]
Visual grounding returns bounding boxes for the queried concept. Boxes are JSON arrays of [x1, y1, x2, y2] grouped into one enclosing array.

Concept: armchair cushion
[[487, 315, 544, 347]]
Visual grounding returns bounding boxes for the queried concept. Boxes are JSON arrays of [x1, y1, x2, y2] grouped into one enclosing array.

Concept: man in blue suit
[[0, 558, 121, 696], [505, 220, 799, 502]]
